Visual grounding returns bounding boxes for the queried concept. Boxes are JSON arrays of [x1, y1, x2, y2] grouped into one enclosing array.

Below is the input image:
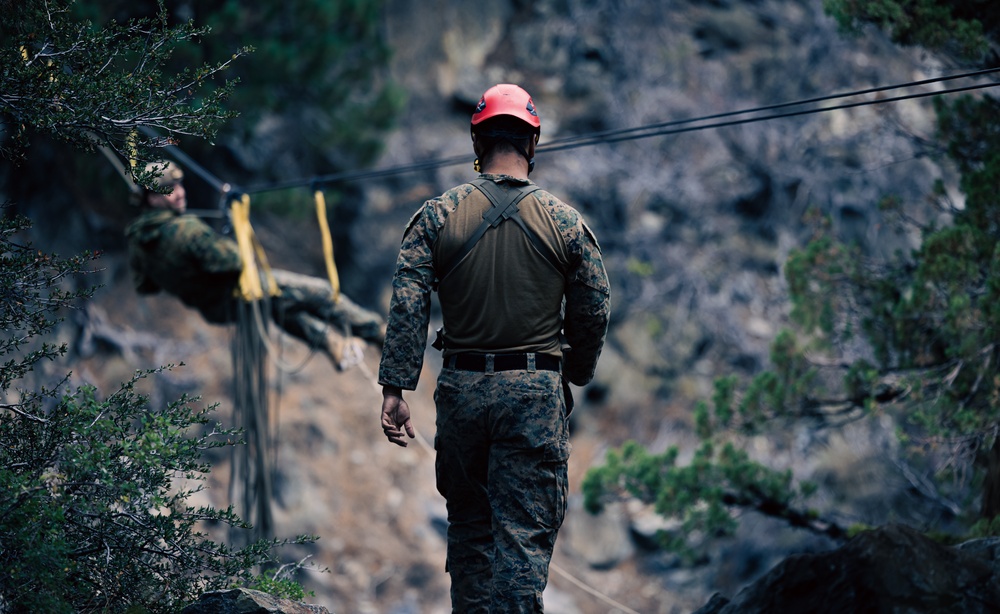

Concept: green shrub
[[0, 211, 313, 613]]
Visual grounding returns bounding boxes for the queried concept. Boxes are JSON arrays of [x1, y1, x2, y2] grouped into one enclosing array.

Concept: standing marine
[[378, 84, 611, 612]]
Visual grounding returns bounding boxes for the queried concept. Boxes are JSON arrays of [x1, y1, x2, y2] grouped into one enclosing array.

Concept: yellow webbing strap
[[231, 193, 280, 301], [314, 189, 341, 303]]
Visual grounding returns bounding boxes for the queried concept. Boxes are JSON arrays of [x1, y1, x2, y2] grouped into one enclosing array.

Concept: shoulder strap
[[434, 179, 543, 290], [473, 179, 565, 278]]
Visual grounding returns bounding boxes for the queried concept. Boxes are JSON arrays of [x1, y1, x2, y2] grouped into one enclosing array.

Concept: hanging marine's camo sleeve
[[125, 209, 243, 297], [562, 217, 611, 386], [378, 199, 443, 390]]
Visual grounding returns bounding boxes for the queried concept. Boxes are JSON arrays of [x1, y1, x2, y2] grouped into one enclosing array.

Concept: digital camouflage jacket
[[124, 209, 243, 322], [378, 174, 611, 390]]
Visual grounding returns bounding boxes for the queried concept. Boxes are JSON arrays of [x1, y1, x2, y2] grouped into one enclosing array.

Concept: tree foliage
[[0, 211, 319, 613], [2, 0, 402, 188], [0, 0, 246, 187], [586, 0, 1000, 553], [188, 0, 402, 167], [1, 1, 323, 609], [71, 0, 404, 175], [823, 0, 998, 60]]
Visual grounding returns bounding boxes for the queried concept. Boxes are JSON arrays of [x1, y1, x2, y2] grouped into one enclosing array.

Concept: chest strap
[[434, 179, 562, 290]]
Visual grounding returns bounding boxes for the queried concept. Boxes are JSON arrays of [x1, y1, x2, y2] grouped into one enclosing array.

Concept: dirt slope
[[76, 264, 690, 613]]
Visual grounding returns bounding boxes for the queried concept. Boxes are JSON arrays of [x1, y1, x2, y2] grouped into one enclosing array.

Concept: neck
[[481, 151, 530, 179]]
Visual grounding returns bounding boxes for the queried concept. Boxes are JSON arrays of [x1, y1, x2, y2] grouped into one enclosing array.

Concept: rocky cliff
[[3, 1, 982, 612]]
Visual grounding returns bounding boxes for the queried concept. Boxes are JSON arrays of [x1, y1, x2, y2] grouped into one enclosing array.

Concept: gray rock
[[693, 524, 1000, 614], [180, 588, 331, 614], [561, 497, 634, 569]]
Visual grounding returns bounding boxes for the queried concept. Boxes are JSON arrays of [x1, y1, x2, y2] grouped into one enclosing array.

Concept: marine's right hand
[[380, 385, 415, 447]]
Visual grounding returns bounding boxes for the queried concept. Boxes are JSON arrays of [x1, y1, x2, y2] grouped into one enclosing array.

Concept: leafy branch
[[0, 0, 249, 183]]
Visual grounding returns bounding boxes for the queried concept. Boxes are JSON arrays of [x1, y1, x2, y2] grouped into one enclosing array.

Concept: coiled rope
[[230, 295, 276, 544]]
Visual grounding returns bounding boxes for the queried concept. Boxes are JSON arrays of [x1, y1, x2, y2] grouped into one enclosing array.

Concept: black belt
[[446, 352, 560, 373]]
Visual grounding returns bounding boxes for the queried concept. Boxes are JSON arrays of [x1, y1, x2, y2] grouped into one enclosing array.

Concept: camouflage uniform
[[125, 208, 384, 347], [379, 174, 610, 613]]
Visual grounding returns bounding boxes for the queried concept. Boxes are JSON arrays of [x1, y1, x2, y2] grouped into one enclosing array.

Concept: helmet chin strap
[[510, 142, 533, 173]]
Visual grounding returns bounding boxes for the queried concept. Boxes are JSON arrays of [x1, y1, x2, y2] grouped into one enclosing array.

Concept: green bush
[[586, 0, 1000, 551], [2, 2, 329, 607], [0, 0, 244, 174], [0, 211, 312, 613]]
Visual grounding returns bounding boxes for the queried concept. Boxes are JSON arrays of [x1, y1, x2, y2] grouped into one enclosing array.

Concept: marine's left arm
[[562, 220, 611, 386]]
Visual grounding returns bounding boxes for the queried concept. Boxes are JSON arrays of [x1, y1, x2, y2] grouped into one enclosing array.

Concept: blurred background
[[3, 1, 994, 612]]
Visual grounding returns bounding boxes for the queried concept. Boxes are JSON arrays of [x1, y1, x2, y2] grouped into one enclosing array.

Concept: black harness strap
[[434, 179, 562, 290]]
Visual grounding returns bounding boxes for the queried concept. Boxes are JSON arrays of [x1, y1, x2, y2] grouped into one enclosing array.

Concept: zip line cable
[[537, 64, 1000, 151], [145, 67, 1000, 197], [539, 78, 1000, 153], [234, 66, 1000, 196], [243, 153, 471, 195], [138, 126, 232, 194]]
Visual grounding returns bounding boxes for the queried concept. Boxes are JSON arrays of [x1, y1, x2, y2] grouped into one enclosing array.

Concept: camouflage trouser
[[197, 269, 385, 351], [434, 366, 570, 614], [269, 269, 385, 348]]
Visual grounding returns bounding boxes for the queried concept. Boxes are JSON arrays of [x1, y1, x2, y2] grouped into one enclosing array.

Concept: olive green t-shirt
[[433, 178, 570, 356]]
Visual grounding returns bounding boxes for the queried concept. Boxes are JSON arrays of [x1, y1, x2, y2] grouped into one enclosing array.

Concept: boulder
[[694, 524, 1000, 614], [180, 588, 331, 614]]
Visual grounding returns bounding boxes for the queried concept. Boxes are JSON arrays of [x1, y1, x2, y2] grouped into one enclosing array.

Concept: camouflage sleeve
[[563, 220, 611, 386], [378, 203, 438, 390], [174, 216, 243, 274], [128, 249, 161, 294]]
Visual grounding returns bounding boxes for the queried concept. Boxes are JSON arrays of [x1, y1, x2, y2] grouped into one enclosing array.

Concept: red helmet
[[471, 84, 541, 133]]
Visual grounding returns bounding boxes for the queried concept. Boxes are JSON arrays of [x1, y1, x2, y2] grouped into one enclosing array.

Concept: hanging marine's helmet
[[143, 160, 184, 189], [129, 160, 184, 206], [471, 84, 541, 135]]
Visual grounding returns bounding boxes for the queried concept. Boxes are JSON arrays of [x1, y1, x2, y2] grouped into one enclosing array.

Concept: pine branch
[[722, 487, 848, 542]]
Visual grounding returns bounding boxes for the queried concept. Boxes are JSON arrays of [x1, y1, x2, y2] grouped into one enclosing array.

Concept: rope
[[539, 79, 1000, 153], [230, 297, 276, 544], [537, 65, 1000, 151], [240, 66, 1000, 195], [111, 67, 1000, 204], [247, 289, 319, 374], [313, 189, 341, 303], [230, 194, 280, 301], [137, 126, 231, 193], [549, 561, 643, 614], [227, 193, 297, 544], [112, 68, 1000, 211]]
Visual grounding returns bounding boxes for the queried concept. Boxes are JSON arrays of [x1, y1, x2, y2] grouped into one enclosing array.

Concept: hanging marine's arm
[[124, 210, 172, 294], [378, 203, 440, 391], [128, 248, 161, 294], [562, 219, 611, 386], [174, 215, 243, 274]]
